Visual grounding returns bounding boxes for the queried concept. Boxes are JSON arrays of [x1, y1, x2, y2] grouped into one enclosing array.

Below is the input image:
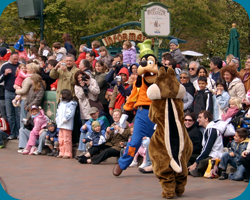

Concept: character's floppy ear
[[135, 75, 142, 88]]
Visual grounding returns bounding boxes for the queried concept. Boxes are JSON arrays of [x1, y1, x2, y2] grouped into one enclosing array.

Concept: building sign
[[141, 3, 171, 38], [102, 30, 160, 46]]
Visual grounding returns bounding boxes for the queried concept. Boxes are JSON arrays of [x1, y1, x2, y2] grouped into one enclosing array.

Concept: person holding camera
[[105, 53, 128, 87], [74, 70, 100, 125], [109, 67, 130, 116], [50, 54, 79, 103]]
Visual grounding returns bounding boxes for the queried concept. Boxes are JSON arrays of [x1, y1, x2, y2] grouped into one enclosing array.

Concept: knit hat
[[92, 121, 101, 130], [169, 39, 178, 46], [47, 121, 56, 129], [0, 47, 7, 57], [137, 39, 154, 59], [14, 35, 24, 51]]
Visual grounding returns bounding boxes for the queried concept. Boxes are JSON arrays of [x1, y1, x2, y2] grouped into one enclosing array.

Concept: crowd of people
[[0, 34, 249, 183]]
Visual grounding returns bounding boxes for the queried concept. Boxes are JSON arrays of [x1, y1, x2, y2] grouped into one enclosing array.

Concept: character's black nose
[[140, 60, 147, 67]]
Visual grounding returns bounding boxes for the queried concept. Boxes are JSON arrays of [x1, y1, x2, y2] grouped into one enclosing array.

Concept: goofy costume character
[[113, 39, 159, 176]]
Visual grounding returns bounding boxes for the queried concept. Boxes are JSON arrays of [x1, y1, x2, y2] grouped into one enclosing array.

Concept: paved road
[[0, 148, 248, 200]]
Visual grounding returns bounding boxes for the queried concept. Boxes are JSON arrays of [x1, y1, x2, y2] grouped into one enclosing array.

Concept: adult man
[[209, 56, 223, 82], [230, 57, 240, 71], [188, 110, 223, 177], [86, 51, 97, 69], [49, 54, 79, 103], [164, 58, 181, 81], [105, 53, 127, 86], [75, 107, 109, 159], [0, 52, 20, 140], [189, 61, 199, 83]]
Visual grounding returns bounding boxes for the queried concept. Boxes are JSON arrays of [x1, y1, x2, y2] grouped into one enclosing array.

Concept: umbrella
[[182, 50, 203, 57], [226, 23, 240, 71]]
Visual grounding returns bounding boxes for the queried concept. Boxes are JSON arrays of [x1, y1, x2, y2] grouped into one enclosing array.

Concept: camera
[[61, 63, 66, 66], [112, 61, 120, 68], [21, 118, 28, 125], [82, 75, 87, 82], [114, 76, 122, 82], [110, 127, 114, 130], [81, 75, 89, 95]]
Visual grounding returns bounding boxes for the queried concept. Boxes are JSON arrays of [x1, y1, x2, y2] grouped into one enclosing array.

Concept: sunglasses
[[189, 68, 195, 71], [184, 119, 193, 122], [180, 77, 187, 79]]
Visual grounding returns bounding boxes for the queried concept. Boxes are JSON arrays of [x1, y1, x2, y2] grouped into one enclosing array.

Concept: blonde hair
[[229, 97, 243, 110], [226, 54, 234, 63], [30, 74, 46, 91], [123, 41, 132, 49], [27, 63, 39, 74]]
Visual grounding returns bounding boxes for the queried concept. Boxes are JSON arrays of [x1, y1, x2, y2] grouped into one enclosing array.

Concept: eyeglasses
[[189, 68, 195, 71], [233, 57, 239, 61], [180, 77, 187, 79], [184, 119, 193, 122]]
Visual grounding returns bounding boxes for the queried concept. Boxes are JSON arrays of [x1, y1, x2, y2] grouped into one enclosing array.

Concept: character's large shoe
[[113, 164, 123, 176]]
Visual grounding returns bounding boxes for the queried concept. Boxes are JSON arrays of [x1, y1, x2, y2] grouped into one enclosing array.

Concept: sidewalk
[[0, 148, 248, 200]]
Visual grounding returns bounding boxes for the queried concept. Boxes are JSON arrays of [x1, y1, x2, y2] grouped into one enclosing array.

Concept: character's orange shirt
[[123, 78, 152, 111]]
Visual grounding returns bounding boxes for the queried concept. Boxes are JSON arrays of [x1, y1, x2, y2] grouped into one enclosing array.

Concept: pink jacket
[[14, 70, 32, 87], [31, 109, 48, 135], [221, 107, 239, 121]]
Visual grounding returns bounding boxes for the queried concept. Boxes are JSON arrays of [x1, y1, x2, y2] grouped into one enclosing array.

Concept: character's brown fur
[[147, 67, 193, 199]]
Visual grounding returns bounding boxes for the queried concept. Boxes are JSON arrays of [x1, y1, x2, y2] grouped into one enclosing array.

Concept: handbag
[[89, 99, 104, 111]]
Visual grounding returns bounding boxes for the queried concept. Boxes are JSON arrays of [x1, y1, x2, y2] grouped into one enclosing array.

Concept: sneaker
[[190, 169, 202, 177], [54, 151, 59, 157], [7, 136, 17, 140], [138, 162, 147, 169], [129, 160, 138, 167], [219, 172, 228, 180], [33, 149, 41, 155], [244, 178, 249, 183], [12, 99, 18, 107], [47, 149, 56, 156], [0, 144, 4, 148], [29, 146, 37, 155], [22, 149, 30, 155], [18, 149, 24, 153], [75, 151, 86, 160], [57, 155, 63, 158]]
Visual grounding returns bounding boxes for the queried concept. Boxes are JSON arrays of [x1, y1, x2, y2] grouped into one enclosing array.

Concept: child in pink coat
[[22, 105, 48, 155], [12, 63, 32, 107], [221, 97, 243, 121]]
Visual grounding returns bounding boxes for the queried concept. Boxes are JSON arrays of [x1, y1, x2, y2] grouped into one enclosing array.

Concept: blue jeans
[[118, 108, 155, 170], [0, 130, 8, 145], [219, 152, 245, 181], [78, 131, 91, 152], [20, 99, 27, 129], [18, 128, 47, 153], [5, 90, 20, 137]]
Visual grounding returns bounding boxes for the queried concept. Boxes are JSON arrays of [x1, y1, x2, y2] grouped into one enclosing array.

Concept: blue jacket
[[56, 100, 77, 130], [46, 128, 59, 142], [230, 138, 249, 165], [83, 130, 106, 146], [212, 90, 230, 121]]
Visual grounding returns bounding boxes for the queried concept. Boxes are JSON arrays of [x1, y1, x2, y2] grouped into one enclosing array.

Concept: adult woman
[[24, 74, 46, 115], [74, 70, 100, 124], [62, 33, 74, 54], [184, 113, 203, 167], [239, 57, 250, 93], [193, 66, 215, 92], [93, 60, 109, 115], [220, 65, 246, 100], [15, 63, 39, 128], [78, 109, 130, 165], [180, 70, 195, 113]]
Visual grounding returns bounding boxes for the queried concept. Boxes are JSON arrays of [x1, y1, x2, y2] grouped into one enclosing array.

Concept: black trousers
[[240, 154, 250, 178], [89, 144, 120, 164]]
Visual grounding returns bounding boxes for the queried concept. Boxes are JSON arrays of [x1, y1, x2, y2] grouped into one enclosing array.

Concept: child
[[212, 79, 230, 120], [219, 128, 249, 181], [45, 122, 59, 157], [75, 44, 87, 67], [129, 137, 150, 168], [13, 35, 29, 61], [192, 76, 213, 117], [81, 121, 106, 158], [0, 113, 10, 148], [56, 89, 77, 159], [221, 97, 243, 121], [52, 42, 67, 62], [120, 123, 133, 157], [22, 105, 48, 155], [82, 40, 100, 58], [38, 40, 52, 57], [99, 46, 113, 68], [27, 47, 38, 60], [169, 39, 186, 69], [122, 41, 136, 67], [12, 63, 32, 107]]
